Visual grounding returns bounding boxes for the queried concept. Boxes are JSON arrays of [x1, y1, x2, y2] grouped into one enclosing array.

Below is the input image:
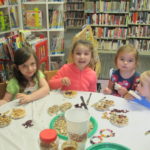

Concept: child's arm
[[0, 92, 13, 106], [49, 65, 71, 89], [89, 75, 97, 92], [103, 80, 113, 94], [18, 78, 49, 104]]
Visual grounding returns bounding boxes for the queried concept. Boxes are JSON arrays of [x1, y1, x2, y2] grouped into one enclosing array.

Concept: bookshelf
[[0, 0, 20, 34], [127, 0, 150, 51], [85, 0, 150, 53], [0, 0, 21, 82], [21, 0, 65, 70], [85, 0, 130, 52], [84, 0, 150, 79], [64, 0, 85, 29]]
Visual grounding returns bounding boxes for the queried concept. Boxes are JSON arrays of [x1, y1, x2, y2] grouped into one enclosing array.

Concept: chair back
[[44, 70, 58, 81], [0, 82, 7, 99]]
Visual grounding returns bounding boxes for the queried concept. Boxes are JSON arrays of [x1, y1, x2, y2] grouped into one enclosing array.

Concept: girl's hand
[[117, 86, 128, 97], [103, 87, 112, 95], [124, 92, 134, 100], [61, 77, 71, 86], [16, 93, 31, 105], [0, 100, 7, 106]]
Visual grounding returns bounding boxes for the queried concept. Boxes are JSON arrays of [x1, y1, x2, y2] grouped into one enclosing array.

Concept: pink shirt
[[49, 63, 97, 92]]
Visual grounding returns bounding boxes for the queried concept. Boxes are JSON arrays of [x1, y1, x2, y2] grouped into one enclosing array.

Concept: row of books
[[8, 0, 17, 5], [130, 12, 150, 24], [128, 26, 150, 37], [22, 0, 45, 2], [85, 0, 149, 13], [0, 62, 13, 82], [0, 33, 19, 81], [86, 14, 128, 25], [95, 27, 127, 38], [65, 11, 84, 19], [65, 3, 84, 11], [0, 42, 14, 61], [130, 0, 150, 10], [85, 0, 130, 13], [128, 39, 150, 51], [50, 35, 64, 54], [98, 39, 150, 52], [65, 19, 85, 27], [65, 0, 83, 2], [0, 0, 17, 5], [50, 57, 64, 70], [9, 5, 19, 28], [99, 40, 125, 51], [0, 33, 19, 61], [0, 12, 10, 32], [49, 9, 64, 28]]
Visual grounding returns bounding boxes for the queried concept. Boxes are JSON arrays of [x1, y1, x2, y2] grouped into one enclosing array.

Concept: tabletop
[[0, 90, 150, 150]]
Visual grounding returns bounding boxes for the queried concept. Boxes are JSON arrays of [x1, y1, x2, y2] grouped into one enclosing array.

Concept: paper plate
[[86, 142, 131, 150], [49, 113, 98, 140]]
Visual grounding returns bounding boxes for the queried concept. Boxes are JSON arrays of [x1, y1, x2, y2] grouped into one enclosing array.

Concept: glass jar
[[61, 141, 78, 150], [39, 129, 58, 150]]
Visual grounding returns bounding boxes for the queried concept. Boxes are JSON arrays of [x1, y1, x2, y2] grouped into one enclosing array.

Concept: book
[[25, 8, 42, 29], [10, 6, 19, 28]]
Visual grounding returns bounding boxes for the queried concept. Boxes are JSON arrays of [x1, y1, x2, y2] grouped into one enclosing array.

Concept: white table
[[0, 91, 150, 150]]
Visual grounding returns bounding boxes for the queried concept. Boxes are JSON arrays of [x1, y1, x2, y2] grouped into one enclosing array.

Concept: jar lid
[[40, 129, 57, 143]]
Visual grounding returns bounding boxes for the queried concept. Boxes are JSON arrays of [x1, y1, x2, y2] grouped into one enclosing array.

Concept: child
[[0, 47, 49, 106], [103, 44, 140, 97], [49, 40, 97, 92], [125, 71, 150, 108]]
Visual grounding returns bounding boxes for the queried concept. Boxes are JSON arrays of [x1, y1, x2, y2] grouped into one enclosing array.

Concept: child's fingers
[[62, 78, 71, 86], [103, 88, 112, 94], [124, 93, 134, 100]]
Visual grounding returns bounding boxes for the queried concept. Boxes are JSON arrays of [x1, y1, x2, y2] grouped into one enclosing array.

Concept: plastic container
[[39, 129, 58, 150]]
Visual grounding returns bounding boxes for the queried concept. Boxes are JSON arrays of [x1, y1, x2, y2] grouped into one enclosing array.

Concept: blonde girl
[[49, 40, 97, 92], [103, 44, 140, 97], [125, 71, 150, 109], [0, 47, 49, 106]]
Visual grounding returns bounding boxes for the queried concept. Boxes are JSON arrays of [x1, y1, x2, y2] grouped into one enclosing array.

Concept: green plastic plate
[[49, 113, 98, 140], [86, 143, 131, 150]]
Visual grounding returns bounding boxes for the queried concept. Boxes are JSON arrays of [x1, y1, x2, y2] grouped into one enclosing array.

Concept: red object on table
[[40, 129, 57, 143]]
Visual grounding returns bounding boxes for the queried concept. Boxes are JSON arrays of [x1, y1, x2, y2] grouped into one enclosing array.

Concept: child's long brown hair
[[13, 47, 39, 92]]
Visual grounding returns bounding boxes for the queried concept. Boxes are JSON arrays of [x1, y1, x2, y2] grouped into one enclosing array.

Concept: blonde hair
[[70, 40, 96, 69], [114, 44, 139, 66], [140, 71, 150, 86]]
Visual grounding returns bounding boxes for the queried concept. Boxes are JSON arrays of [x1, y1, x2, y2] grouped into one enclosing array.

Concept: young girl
[[0, 47, 49, 106], [49, 40, 97, 92], [125, 70, 150, 109], [103, 44, 140, 97]]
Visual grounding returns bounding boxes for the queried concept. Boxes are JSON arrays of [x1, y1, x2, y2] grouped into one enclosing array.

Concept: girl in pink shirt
[[49, 40, 97, 92]]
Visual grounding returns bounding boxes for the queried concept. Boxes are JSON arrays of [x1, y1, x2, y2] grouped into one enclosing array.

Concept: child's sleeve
[[133, 96, 150, 109], [49, 67, 65, 90], [38, 70, 45, 79], [89, 72, 97, 92], [6, 79, 20, 96]]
